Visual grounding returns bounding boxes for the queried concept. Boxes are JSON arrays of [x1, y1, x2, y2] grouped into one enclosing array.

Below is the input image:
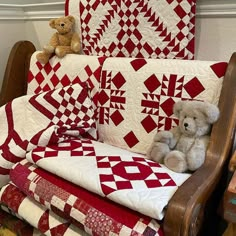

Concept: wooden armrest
[[0, 41, 36, 106], [229, 151, 236, 172], [164, 52, 236, 236]]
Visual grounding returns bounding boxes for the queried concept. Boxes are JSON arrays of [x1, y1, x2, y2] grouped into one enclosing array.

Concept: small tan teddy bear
[[147, 100, 220, 173], [36, 15, 80, 64]]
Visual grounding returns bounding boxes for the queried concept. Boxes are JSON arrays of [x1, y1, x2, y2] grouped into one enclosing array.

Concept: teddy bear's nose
[[60, 23, 65, 27], [184, 123, 188, 127]]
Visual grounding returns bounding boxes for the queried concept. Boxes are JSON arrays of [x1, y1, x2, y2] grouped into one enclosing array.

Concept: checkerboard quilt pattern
[[27, 53, 106, 107], [98, 57, 228, 154], [65, 0, 196, 59], [0, 83, 96, 188]]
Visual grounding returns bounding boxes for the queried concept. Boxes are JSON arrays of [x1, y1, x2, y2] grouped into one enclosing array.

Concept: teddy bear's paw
[[36, 53, 50, 64], [147, 142, 170, 163], [72, 42, 80, 52], [187, 154, 205, 171], [164, 151, 187, 173], [154, 131, 173, 144], [43, 45, 55, 53], [55, 47, 66, 58]]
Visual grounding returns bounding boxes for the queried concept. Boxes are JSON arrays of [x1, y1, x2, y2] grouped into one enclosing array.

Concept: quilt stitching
[[97, 156, 177, 195], [76, 0, 196, 59]]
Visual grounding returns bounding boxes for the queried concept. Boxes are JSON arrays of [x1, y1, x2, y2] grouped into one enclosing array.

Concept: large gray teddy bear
[[147, 100, 220, 173]]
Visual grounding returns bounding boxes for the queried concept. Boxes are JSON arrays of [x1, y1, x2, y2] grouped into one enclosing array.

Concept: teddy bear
[[147, 100, 220, 173], [36, 15, 81, 64]]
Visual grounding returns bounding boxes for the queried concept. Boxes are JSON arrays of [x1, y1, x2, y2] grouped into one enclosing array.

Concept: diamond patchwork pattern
[[97, 156, 176, 195], [66, 0, 196, 59], [26, 139, 190, 220], [98, 58, 228, 154]]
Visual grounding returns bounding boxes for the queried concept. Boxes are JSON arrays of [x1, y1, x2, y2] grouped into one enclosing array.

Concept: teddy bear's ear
[[173, 101, 184, 118], [66, 15, 75, 24], [202, 103, 220, 124], [49, 19, 56, 29]]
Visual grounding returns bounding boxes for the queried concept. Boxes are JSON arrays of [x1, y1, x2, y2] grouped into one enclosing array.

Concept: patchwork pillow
[[0, 83, 96, 188]]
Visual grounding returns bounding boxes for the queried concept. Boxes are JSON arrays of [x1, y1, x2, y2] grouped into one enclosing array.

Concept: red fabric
[[10, 160, 164, 235]]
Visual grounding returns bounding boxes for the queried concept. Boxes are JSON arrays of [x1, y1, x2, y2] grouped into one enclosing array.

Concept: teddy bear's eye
[[193, 117, 197, 120], [184, 116, 187, 118]]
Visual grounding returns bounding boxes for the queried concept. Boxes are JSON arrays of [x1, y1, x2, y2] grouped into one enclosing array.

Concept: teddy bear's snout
[[184, 123, 188, 128]]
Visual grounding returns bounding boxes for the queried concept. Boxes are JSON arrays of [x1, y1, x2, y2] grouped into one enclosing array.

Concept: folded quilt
[[0, 83, 96, 188], [0, 208, 42, 236], [0, 183, 87, 236], [11, 159, 163, 236], [26, 138, 190, 220]]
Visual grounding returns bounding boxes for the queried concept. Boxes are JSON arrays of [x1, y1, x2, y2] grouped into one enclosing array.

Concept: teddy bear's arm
[[49, 33, 60, 48], [71, 32, 81, 53], [55, 46, 74, 58], [169, 126, 181, 149], [186, 136, 210, 171], [153, 130, 173, 144]]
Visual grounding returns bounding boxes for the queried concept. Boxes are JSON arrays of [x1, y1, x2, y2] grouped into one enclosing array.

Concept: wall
[[0, 1, 236, 88], [195, 17, 236, 61], [195, 0, 236, 61]]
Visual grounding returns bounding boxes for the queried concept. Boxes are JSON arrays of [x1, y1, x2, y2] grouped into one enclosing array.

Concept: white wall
[[195, 17, 236, 61], [0, 1, 236, 88], [0, 21, 25, 88]]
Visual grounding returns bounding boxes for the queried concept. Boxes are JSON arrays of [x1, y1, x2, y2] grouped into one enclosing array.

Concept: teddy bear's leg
[[71, 33, 81, 53], [147, 142, 170, 163], [164, 150, 188, 173], [36, 51, 52, 64], [55, 46, 74, 58], [186, 149, 205, 171]]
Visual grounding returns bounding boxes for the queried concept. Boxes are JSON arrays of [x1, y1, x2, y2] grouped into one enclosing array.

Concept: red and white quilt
[[97, 57, 228, 154], [27, 53, 105, 97], [10, 159, 164, 236], [0, 183, 86, 236], [0, 83, 96, 188], [26, 138, 190, 220], [65, 0, 196, 59]]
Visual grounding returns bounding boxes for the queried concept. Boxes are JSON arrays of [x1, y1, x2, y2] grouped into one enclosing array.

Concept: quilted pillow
[[0, 83, 96, 188]]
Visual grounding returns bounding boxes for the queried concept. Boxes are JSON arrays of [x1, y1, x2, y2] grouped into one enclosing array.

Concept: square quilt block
[[66, 0, 196, 59], [97, 57, 227, 154]]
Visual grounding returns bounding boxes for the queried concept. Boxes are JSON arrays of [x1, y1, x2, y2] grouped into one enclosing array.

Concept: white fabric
[[26, 139, 190, 220], [97, 57, 225, 154], [0, 84, 95, 187]]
